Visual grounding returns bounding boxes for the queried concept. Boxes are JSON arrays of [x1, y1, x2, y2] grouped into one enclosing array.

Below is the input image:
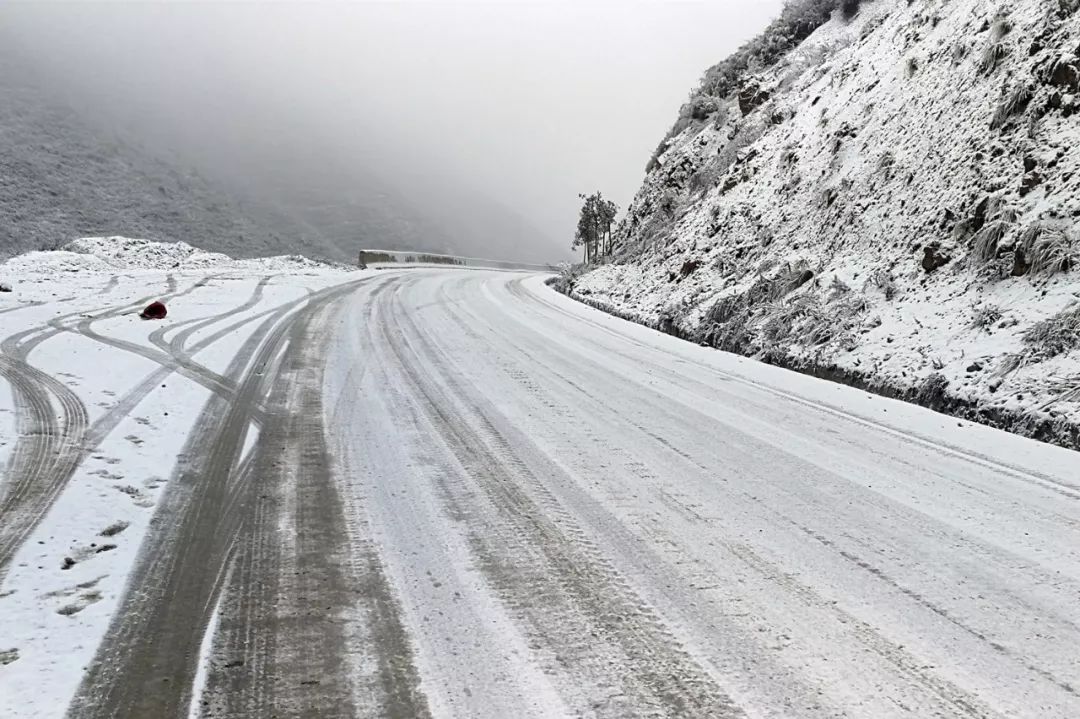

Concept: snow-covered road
[[2, 262, 1080, 718]]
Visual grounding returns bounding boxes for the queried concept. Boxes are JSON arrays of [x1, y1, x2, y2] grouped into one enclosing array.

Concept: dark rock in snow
[[1011, 247, 1031, 276], [1020, 171, 1044, 197], [720, 174, 742, 194], [972, 195, 991, 231], [922, 242, 952, 272], [790, 269, 815, 291], [738, 81, 771, 115], [679, 259, 702, 278], [1049, 58, 1080, 93]]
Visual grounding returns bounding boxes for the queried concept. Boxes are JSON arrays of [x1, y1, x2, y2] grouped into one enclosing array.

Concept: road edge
[[550, 280, 1080, 453]]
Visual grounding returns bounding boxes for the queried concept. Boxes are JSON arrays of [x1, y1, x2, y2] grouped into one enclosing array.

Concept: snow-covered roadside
[[529, 275, 1080, 481], [559, 273, 1080, 450], [0, 237, 364, 717]]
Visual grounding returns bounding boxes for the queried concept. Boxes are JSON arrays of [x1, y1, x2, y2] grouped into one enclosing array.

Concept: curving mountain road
[[4, 267, 1080, 718], [318, 269, 1080, 719]]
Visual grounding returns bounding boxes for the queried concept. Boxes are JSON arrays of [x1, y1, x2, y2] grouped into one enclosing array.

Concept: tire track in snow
[[0, 354, 88, 575], [0, 275, 264, 579], [347, 273, 1039, 717], [0, 301, 45, 315], [79, 276, 279, 449], [149, 276, 272, 360], [199, 280, 428, 718], [67, 295, 326, 718], [6, 273, 210, 361], [373, 272, 743, 718], [201, 302, 347, 719], [444, 273, 1074, 716], [66, 277, 381, 719]]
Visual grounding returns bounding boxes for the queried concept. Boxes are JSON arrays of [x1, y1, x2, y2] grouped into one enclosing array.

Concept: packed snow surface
[[0, 237, 361, 717], [1, 239, 1078, 718]]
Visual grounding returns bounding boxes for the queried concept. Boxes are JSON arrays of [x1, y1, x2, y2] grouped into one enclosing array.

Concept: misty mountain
[[0, 1, 587, 266], [0, 48, 555, 264], [0, 52, 334, 262], [564, 0, 1080, 443]]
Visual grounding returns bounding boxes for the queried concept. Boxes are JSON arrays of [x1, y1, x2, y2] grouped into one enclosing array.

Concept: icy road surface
[[2, 267, 1079, 718]]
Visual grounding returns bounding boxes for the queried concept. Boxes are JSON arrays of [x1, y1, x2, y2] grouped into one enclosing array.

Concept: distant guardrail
[[357, 249, 558, 273]]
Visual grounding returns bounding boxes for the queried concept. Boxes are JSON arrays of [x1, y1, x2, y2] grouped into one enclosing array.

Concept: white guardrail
[[357, 249, 558, 273]]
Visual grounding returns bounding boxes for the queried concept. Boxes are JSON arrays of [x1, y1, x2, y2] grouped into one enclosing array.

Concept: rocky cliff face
[[571, 0, 1080, 443]]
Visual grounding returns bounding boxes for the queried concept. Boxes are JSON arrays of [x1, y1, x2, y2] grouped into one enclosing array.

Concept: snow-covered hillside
[[568, 0, 1080, 448]]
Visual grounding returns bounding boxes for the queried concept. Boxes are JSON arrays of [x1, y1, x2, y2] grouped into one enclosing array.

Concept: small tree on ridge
[[573, 191, 618, 263]]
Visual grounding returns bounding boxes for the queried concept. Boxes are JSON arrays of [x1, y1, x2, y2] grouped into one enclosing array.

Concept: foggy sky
[[1, 0, 783, 261]]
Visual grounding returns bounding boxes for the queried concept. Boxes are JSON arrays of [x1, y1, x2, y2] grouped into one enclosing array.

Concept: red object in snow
[[140, 301, 168, 320]]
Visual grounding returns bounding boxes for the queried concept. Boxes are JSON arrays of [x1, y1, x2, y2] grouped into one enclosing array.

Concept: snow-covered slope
[[0, 237, 344, 293], [570, 0, 1080, 447]]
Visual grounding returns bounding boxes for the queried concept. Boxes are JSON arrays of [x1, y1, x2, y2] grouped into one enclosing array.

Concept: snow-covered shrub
[[840, 0, 863, 21], [1022, 306, 1080, 361], [990, 11, 1013, 40], [775, 260, 815, 295], [760, 295, 821, 344], [702, 272, 778, 328], [979, 42, 1009, 75], [688, 95, 720, 120], [970, 303, 1003, 330], [715, 119, 768, 177], [1034, 375, 1080, 407], [828, 275, 851, 299], [990, 84, 1033, 129], [796, 293, 867, 348], [761, 291, 855, 346], [688, 167, 720, 196], [645, 140, 670, 174], [550, 262, 591, 293], [696, 0, 842, 100], [866, 268, 897, 300], [916, 373, 950, 405], [952, 41, 970, 65], [1017, 224, 1075, 276], [971, 221, 1010, 264]]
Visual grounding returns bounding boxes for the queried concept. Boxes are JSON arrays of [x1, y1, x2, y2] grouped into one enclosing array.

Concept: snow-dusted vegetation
[[566, 0, 1080, 447]]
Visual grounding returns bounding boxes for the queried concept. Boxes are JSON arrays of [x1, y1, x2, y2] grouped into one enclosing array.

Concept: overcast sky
[[2, 0, 784, 259]]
